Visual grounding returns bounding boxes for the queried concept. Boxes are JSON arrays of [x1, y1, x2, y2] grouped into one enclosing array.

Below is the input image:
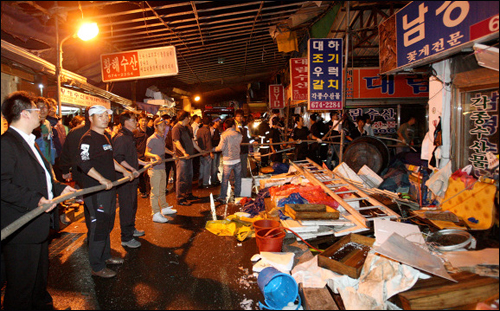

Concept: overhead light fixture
[[77, 22, 99, 41], [194, 95, 201, 102]]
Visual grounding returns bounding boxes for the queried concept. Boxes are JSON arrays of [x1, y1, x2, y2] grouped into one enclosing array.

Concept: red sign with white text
[[290, 58, 308, 101], [101, 46, 178, 82], [269, 84, 285, 109]]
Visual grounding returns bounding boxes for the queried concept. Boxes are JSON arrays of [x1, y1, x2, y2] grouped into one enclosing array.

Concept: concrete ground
[[44, 183, 264, 310]]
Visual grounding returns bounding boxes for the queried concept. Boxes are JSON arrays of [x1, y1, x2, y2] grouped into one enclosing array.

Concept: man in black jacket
[[134, 114, 151, 198], [112, 111, 143, 248], [1, 91, 76, 310]]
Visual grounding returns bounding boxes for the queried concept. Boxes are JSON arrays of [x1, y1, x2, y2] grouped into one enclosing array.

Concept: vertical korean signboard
[[269, 85, 285, 109], [308, 38, 343, 110], [467, 91, 498, 178], [290, 58, 308, 101]]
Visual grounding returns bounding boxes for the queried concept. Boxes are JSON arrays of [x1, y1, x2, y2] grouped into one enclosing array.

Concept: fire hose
[[1, 151, 211, 241]]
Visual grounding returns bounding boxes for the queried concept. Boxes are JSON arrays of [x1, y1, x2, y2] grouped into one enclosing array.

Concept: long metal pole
[[340, 1, 350, 164], [55, 12, 62, 118], [1, 151, 211, 241]]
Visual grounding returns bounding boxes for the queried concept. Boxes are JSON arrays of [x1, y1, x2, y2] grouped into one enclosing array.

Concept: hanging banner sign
[[380, 1, 499, 74], [308, 38, 343, 110], [100, 46, 178, 82], [290, 58, 308, 101], [468, 91, 499, 177], [269, 84, 285, 109], [346, 68, 429, 99], [60, 87, 110, 108]]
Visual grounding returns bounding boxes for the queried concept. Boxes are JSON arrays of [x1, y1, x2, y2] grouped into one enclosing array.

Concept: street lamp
[[55, 19, 99, 117]]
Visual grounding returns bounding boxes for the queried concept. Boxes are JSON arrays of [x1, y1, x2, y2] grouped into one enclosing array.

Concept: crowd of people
[[0, 91, 262, 308], [1, 90, 419, 308]]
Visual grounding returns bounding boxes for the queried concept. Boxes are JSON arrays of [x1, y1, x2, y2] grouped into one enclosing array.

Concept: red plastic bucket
[[255, 227, 286, 252], [253, 219, 280, 232]]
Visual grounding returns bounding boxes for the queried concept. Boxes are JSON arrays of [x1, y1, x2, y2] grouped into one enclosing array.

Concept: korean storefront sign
[[60, 87, 111, 108], [348, 107, 397, 135], [346, 68, 429, 99], [468, 91, 498, 177], [100, 46, 178, 82], [308, 38, 343, 110], [269, 84, 285, 109], [290, 58, 308, 101], [380, 1, 499, 74]]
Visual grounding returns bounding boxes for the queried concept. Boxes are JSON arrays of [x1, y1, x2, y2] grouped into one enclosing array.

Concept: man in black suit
[[1, 91, 76, 310]]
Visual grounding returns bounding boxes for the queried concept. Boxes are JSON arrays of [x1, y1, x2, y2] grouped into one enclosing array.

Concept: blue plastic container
[[257, 267, 301, 310]]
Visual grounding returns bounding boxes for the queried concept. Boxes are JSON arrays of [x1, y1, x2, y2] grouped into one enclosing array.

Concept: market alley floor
[[45, 184, 263, 310]]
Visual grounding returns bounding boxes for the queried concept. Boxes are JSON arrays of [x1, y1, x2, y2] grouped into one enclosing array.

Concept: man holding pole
[[1, 91, 76, 309], [145, 117, 177, 223], [77, 105, 134, 278], [172, 111, 203, 206], [112, 111, 144, 248]]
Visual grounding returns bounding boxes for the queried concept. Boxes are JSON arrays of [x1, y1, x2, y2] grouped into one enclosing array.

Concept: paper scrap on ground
[[259, 252, 295, 272], [443, 248, 499, 268], [373, 218, 427, 250], [373, 232, 456, 282], [292, 256, 342, 289], [336, 252, 423, 310]]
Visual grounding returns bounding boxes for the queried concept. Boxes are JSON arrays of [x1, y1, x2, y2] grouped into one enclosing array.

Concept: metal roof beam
[[190, 1, 204, 46], [106, 15, 284, 43], [100, 6, 307, 36], [243, 1, 264, 75], [112, 24, 272, 49]]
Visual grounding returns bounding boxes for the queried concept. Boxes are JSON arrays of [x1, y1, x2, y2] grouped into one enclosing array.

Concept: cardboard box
[[318, 233, 375, 279]]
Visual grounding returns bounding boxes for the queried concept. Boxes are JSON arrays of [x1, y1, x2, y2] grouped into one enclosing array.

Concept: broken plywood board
[[299, 284, 339, 310], [392, 271, 499, 310], [285, 204, 340, 220]]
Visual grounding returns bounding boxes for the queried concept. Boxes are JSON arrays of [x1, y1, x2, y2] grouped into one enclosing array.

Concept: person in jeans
[[212, 118, 242, 204], [172, 111, 203, 206], [164, 116, 177, 193], [196, 116, 213, 189], [145, 117, 177, 223], [210, 118, 222, 186], [235, 109, 250, 178]]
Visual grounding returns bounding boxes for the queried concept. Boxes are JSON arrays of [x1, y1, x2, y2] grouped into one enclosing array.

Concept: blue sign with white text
[[396, 1, 499, 68]]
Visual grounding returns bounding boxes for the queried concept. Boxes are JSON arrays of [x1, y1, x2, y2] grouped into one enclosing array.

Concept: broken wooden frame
[[290, 158, 400, 229]]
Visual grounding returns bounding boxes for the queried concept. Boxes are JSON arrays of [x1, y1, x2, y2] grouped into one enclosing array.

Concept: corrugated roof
[[1, 1, 409, 103]]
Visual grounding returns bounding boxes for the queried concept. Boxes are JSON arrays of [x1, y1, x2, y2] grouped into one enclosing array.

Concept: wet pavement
[[46, 183, 264, 310]]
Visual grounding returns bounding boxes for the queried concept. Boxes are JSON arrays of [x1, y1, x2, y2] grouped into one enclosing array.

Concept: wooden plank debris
[[299, 284, 339, 310], [392, 271, 499, 310]]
